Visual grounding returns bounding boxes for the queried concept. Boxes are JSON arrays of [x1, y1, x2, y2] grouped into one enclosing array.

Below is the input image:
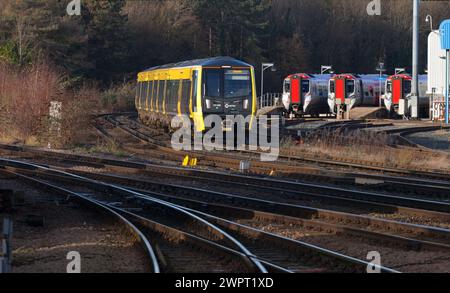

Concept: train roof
[[331, 73, 388, 80], [142, 57, 252, 72], [387, 74, 427, 81], [285, 73, 334, 80]]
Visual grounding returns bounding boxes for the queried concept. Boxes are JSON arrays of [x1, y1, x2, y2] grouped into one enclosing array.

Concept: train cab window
[[284, 79, 291, 93], [346, 80, 355, 94], [329, 80, 335, 93], [224, 69, 251, 98], [204, 69, 221, 98], [386, 81, 392, 94], [301, 80, 310, 94], [402, 80, 411, 94]]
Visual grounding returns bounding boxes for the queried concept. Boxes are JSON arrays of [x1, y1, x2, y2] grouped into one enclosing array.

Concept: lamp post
[[425, 15, 433, 32], [321, 65, 334, 75], [395, 68, 406, 75], [411, 0, 420, 119], [261, 63, 275, 99], [376, 62, 386, 107]]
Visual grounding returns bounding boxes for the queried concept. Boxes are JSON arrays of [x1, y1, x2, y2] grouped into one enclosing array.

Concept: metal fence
[[1, 218, 12, 273], [257, 93, 282, 109]]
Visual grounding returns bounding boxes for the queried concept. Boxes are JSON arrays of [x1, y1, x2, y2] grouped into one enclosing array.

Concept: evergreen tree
[[83, 0, 131, 84], [0, 0, 88, 77], [189, 0, 270, 63]]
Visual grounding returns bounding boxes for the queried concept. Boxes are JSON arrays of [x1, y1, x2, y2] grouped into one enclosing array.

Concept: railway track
[[0, 159, 267, 273], [0, 158, 397, 273], [1, 143, 449, 208], [102, 113, 450, 182], [90, 114, 450, 204], [60, 170, 450, 246]]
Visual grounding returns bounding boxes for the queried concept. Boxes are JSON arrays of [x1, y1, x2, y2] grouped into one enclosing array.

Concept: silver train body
[[282, 73, 332, 117], [328, 74, 387, 113]]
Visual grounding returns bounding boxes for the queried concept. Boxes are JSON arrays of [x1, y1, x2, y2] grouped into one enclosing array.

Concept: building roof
[[142, 56, 252, 72]]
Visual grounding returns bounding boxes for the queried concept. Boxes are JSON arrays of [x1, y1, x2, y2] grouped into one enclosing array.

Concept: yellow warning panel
[[182, 155, 190, 167], [190, 158, 198, 167]]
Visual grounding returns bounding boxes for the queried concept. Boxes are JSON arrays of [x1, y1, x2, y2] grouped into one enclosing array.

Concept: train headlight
[[205, 99, 211, 109], [243, 99, 249, 110]]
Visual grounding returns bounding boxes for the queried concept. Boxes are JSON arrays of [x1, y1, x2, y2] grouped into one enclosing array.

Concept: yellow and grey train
[[135, 57, 257, 132]]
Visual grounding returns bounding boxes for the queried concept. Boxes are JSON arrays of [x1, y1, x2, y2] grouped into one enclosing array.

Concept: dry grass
[[0, 61, 134, 148], [75, 139, 128, 157], [282, 129, 450, 172], [0, 62, 60, 142]]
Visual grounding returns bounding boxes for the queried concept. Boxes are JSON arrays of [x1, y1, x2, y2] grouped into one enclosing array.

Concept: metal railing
[[1, 218, 12, 273], [257, 93, 282, 109]]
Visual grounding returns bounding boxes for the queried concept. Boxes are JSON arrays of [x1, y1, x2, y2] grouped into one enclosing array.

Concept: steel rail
[[0, 168, 161, 273], [1, 143, 449, 206], [0, 158, 268, 273], [104, 114, 450, 180], [0, 158, 401, 273], [120, 184, 450, 252], [62, 170, 450, 246]]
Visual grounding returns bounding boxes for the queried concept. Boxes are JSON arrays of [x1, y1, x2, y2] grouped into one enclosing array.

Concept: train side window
[[147, 81, 153, 110], [329, 80, 335, 93], [149, 80, 154, 111], [153, 80, 158, 111], [157, 80, 165, 112], [169, 80, 180, 114], [166, 80, 173, 114], [181, 79, 191, 114], [140, 82, 148, 110]]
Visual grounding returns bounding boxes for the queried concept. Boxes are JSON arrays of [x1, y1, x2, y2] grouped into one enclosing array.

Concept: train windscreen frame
[[402, 80, 411, 95], [284, 79, 291, 93], [346, 80, 355, 94], [301, 80, 310, 94], [203, 68, 252, 99], [224, 69, 251, 99]]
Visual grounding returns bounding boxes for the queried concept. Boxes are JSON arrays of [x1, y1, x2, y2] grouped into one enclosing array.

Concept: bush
[[100, 83, 135, 113], [0, 61, 61, 142]]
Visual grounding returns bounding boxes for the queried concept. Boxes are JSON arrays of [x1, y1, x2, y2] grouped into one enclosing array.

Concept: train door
[[334, 76, 346, 104], [290, 76, 301, 112], [392, 78, 402, 105]]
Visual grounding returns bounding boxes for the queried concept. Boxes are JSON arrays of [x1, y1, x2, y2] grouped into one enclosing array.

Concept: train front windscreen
[[203, 68, 252, 115], [346, 80, 355, 94], [301, 80, 310, 94]]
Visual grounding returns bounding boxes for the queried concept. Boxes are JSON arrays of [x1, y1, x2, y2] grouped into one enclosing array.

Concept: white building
[[427, 30, 447, 97]]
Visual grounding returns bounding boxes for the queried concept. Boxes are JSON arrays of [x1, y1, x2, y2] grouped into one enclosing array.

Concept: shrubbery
[[0, 61, 134, 147]]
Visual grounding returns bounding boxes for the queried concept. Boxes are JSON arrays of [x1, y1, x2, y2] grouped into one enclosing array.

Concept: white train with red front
[[383, 74, 428, 116], [282, 73, 332, 117], [327, 74, 387, 113]]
